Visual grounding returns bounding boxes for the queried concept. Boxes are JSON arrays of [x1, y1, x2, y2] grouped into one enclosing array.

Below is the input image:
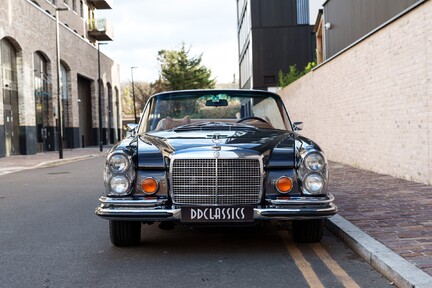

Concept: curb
[[35, 154, 105, 168], [326, 215, 432, 288], [0, 153, 106, 177]]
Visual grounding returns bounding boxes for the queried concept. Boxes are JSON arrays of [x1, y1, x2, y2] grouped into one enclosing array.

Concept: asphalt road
[[0, 158, 393, 288]]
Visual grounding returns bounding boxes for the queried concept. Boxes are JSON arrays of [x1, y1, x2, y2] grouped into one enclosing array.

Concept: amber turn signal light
[[276, 176, 293, 193], [142, 177, 159, 195]]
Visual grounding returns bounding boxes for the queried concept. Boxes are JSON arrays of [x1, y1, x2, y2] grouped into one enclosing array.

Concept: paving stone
[[329, 161, 432, 277]]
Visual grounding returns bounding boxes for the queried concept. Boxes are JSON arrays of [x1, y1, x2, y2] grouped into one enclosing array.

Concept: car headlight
[[108, 153, 130, 173], [298, 150, 327, 195], [303, 173, 325, 195], [304, 153, 325, 172], [104, 151, 135, 196], [109, 175, 131, 195]]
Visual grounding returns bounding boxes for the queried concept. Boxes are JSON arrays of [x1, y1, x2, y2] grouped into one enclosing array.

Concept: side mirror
[[126, 123, 138, 137], [292, 121, 303, 131]]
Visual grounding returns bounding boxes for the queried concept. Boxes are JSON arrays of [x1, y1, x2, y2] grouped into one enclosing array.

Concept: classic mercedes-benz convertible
[[96, 89, 337, 246]]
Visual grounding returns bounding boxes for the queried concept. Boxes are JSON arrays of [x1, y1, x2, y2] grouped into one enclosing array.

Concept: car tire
[[292, 219, 324, 243], [109, 220, 141, 247]]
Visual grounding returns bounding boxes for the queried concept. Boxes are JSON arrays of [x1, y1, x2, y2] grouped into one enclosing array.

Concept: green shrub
[[278, 62, 316, 88]]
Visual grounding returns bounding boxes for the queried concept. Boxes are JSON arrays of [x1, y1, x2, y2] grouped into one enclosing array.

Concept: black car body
[[96, 90, 337, 246]]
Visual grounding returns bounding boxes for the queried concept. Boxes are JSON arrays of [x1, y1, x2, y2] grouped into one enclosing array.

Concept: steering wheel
[[236, 116, 269, 123]]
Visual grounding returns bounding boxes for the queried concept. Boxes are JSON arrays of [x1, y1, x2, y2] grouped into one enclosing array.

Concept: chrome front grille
[[171, 158, 262, 205]]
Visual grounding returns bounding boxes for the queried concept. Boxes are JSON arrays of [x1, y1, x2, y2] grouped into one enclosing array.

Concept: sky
[[98, 0, 239, 84], [98, 0, 324, 84]]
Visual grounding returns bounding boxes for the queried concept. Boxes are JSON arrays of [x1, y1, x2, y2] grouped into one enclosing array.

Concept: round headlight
[[303, 173, 325, 195], [109, 175, 131, 195], [108, 154, 129, 173], [304, 153, 325, 172]]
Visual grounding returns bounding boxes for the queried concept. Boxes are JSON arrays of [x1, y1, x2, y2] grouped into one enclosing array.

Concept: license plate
[[181, 206, 254, 223]]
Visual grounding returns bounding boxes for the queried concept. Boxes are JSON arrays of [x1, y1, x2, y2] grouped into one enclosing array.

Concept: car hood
[[136, 128, 296, 169]]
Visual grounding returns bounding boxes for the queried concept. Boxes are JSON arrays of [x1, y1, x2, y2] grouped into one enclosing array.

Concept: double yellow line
[[279, 232, 360, 288]]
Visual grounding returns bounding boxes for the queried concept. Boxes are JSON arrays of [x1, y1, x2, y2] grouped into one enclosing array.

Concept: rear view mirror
[[205, 99, 228, 107]]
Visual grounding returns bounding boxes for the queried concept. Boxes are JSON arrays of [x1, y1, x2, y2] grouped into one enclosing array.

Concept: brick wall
[[279, 1, 432, 185]]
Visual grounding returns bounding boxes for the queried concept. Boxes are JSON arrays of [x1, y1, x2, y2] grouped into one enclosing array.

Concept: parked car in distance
[[96, 89, 337, 246]]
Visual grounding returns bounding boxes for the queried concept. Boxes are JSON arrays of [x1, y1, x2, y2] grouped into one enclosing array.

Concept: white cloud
[[98, 0, 239, 84]]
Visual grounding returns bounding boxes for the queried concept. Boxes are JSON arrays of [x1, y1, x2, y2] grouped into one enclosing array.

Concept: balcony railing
[[88, 18, 113, 41], [88, 0, 112, 9]]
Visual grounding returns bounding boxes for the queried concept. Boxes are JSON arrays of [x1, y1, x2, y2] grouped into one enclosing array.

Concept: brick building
[[0, 0, 121, 158]]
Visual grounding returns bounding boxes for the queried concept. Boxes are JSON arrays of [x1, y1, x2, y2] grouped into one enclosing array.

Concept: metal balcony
[[88, 0, 112, 9], [88, 18, 114, 41]]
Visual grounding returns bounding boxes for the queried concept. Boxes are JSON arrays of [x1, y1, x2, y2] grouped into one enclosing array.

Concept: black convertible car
[[96, 89, 337, 246]]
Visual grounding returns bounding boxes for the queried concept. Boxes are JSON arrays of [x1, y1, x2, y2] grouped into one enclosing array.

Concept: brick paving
[[329, 161, 432, 276]]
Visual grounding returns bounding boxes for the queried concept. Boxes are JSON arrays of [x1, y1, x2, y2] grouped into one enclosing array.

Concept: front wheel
[[292, 219, 324, 243], [109, 220, 141, 247]]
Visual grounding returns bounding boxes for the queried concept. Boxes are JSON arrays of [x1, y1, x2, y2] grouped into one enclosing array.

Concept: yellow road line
[[279, 231, 325, 288], [310, 243, 361, 288]]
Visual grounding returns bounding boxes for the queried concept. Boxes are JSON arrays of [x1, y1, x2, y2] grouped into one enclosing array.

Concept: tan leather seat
[[155, 116, 191, 130]]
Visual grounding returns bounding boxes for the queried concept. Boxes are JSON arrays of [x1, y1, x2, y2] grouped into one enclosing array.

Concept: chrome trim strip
[[99, 196, 167, 207], [255, 204, 337, 215], [95, 207, 181, 221], [97, 207, 181, 216], [268, 194, 335, 205], [254, 203, 338, 220]]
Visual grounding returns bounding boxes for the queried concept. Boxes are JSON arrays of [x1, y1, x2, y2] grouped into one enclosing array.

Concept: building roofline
[[313, 9, 323, 32], [313, 0, 427, 71]]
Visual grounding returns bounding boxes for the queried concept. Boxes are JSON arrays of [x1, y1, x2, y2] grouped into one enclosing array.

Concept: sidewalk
[[327, 161, 432, 288], [0, 150, 431, 287]]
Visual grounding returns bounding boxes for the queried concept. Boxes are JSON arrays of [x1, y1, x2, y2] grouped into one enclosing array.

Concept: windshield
[[138, 90, 292, 133]]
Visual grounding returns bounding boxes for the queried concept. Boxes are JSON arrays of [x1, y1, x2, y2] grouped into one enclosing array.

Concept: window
[[52, 0, 56, 5], [240, 45, 251, 88], [1, 40, 18, 90], [238, 4, 250, 52], [72, 0, 76, 11], [237, 0, 246, 20], [80, 1, 84, 17], [60, 63, 70, 127], [34, 52, 50, 152], [2, 39, 20, 155], [296, 0, 309, 25]]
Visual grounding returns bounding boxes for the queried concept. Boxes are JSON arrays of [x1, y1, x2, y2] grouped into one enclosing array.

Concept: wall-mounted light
[[324, 22, 332, 30]]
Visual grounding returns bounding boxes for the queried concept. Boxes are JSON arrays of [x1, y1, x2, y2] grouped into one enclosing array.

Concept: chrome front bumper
[[95, 194, 338, 221]]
